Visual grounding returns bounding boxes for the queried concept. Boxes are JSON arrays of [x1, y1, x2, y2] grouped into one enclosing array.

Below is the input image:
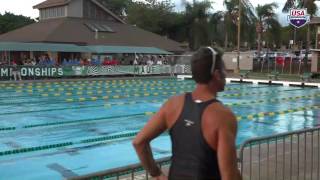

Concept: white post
[[289, 56, 293, 74], [298, 59, 302, 75], [274, 57, 276, 72], [95, 29, 98, 40], [261, 60, 264, 73]]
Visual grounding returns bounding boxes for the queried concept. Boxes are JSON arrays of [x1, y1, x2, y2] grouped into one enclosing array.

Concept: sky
[[0, 0, 317, 25]]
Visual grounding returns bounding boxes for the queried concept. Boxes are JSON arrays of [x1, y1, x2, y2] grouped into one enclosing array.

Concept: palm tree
[[283, 0, 317, 13], [222, 0, 238, 50], [264, 18, 282, 48], [209, 11, 226, 47], [282, 0, 318, 72], [184, 0, 212, 50], [240, 0, 258, 49], [255, 3, 278, 58], [222, 0, 256, 50]]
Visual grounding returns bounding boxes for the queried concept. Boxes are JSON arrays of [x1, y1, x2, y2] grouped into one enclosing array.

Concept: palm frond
[[282, 0, 295, 12]]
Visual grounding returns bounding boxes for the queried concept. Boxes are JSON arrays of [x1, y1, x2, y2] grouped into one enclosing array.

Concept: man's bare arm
[[132, 101, 169, 177], [216, 110, 242, 180]]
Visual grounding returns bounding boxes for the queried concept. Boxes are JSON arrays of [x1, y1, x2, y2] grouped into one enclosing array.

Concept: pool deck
[[0, 73, 319, 92], [177, 75, 320, 88]]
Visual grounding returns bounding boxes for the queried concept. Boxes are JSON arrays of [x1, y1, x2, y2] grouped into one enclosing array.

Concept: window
[[84, 22, 115, 33], [58, 7, 64, 16], [50, 8, 53, 17], [54, 8, 57, 17], [40, 6, 67, 20], [59, 6, 66, 17], [45, 9, 49, 18], [40, 10, 44, 19], [57, 7, 61, 17]]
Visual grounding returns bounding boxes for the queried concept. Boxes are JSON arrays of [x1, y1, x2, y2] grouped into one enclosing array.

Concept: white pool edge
[[177, 75, 320, 88]]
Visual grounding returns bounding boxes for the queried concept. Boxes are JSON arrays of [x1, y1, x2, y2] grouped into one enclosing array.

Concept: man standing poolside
[[133, 47, 241, 180], [12, 60, 22, 81]]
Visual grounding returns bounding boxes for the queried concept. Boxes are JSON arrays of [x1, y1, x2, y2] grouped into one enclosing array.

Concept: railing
[[67, 127, 320, 180], [239, 126, 320, 180], [252, 58, 312, 74], [67, 157, 171, 180]]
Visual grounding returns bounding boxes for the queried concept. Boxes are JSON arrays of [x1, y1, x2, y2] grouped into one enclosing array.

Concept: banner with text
[[0, 65, 191, 77]]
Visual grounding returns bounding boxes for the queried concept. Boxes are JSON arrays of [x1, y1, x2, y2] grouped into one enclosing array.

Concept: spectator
[[133, 55, 140, 75], [62, 59, 68, 66], [38, 56, 45, 66], [147, 58, 153, 66], [75, 59, 81, 65], [141, 55, 147, 65], [12, 60, 22, 81], [31, 58, 36, 66], [144, 57, 153, 73], [156, 56, 163, 65], [91, 59, 98, 65], [103, 58, 110, 66], [110, 57, 119, 65], [79, 59, 84, 66], [169, 56, 176, 77], [83, 58, 90, 66], [133, 55, 139, 65]]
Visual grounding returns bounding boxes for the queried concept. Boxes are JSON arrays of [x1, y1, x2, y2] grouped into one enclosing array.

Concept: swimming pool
[[0, 78, 319, 180]]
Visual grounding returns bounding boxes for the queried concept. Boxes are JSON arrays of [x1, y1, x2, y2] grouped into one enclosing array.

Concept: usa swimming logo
[[287, 8, 310, 28]]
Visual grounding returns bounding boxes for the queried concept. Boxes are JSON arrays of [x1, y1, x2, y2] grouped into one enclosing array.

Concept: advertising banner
[[0, 65, 191, 78], [0, 66, 63, 77]]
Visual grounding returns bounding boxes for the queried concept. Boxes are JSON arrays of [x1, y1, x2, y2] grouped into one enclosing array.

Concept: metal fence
[[67, 157, 171, 180], [239, 126, 320, 180], [67, 127, 320, 180], [252, 59, 312, 74]]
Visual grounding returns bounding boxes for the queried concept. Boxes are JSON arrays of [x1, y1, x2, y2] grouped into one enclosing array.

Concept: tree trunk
[[257, 32, 262, 59], [224, 32, 228, 50], [256, 21, 262, 59]]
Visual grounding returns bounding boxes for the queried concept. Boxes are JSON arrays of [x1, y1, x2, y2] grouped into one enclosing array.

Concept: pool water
[[0, 78, 319, 180]]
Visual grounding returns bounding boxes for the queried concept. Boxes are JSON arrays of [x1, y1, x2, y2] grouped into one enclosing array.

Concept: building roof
[[87, 45, 173, 54], [33, 0, 71, 9], [90, 0, 126, 24], [0, 17, 184, 52], [34, 0, 126, 24], [0, 42, 89, 52], [0, 42, 172, 54]]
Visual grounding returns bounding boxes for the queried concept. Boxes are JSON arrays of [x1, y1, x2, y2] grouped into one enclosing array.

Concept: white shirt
[[147, 60, 153, 65]]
